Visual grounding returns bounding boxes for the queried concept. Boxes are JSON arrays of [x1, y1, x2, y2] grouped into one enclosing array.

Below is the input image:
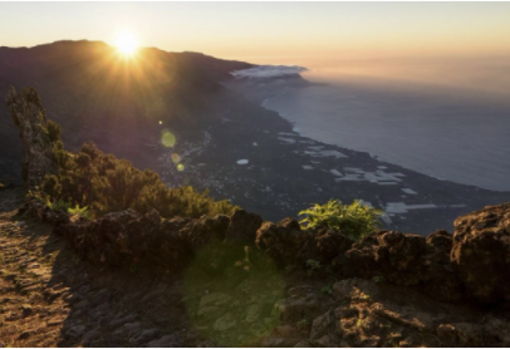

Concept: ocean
[[262, 75, 510, 192]]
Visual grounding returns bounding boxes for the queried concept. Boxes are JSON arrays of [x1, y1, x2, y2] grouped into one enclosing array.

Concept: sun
[[114, 32, 138, 56]]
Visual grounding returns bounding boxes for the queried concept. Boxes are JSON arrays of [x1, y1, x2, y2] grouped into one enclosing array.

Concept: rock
[[332, 230, 463, 301], [255, 219, 318, 268], [310, 310, 334, 340], [275, 325, 296, 338], [18, 331, 32, 340], [453, 322, 483, 346], [6, 87, 58, 187], [110, 313, 138, 327], [66, 324, 86, 340], [197, 305, 221, 318], [145, 334, 180, 347], [436, 324, 458, 345], [142, 283, 168, 302], [273, 294, 320, 323], [82, 327, 102, 344], [293, 340, 311, 347], [452, 203, 510, 303], [374, 231, 427, 286], [287, 285, 314, 298], [314, 334, 334, 347], [54, 207, 190, 269], [21, 304, 33, 318], [245, 304, 263, 323], [124, 321, 142, 334], [199, 292, 232, 308], [332, 233, 380, 278], [184, 214, 230, 250], [426, 230, 453, 253], [131, 329, 160, 346], [261, 337, 286, 347], [213, 312, 237, 331], [226, 209, 263, 243], [315, 230, 353, 262]]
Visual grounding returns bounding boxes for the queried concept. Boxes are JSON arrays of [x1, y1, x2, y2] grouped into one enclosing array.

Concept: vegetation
[[31, 119, 238, 220], [68, 204, 93, 220], [305, 259, 322, 276], [299, 199, 383, 241]]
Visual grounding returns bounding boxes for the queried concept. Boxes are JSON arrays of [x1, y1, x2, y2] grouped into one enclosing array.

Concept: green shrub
[[33, 118, 239, 220], [299, 199, 383, 241], [46, 120, 62, 142]]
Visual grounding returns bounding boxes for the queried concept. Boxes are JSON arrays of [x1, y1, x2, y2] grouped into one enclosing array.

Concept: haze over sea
[[261, 58, 510, 192]]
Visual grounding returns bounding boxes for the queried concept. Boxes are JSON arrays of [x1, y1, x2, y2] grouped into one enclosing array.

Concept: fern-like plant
[[298, 199, 383, 241], [48, 199, 71, 212], [68, 204, 93, 220]]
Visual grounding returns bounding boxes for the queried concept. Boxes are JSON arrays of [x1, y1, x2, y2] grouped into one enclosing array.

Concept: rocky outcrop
[[452, 203, 510, 303], [52, 208, 193, 268], [21, 197, 510, 307], [263, 278, 510, 347], [255, 218, 354, 268], [6, 87, 57, 187], [22, 199, 259, 274], [255, 218, 318, 268], [254, 220, 463, 302], [332, 230, 463, 302], [225, 209, 263, 243]]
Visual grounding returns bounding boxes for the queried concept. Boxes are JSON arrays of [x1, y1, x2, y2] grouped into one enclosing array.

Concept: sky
[[1, 2, 510, 64], [2, 1, 510, 96]]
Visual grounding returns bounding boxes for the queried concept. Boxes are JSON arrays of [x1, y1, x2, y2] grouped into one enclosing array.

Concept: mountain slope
[[0, 40, 253, 180]]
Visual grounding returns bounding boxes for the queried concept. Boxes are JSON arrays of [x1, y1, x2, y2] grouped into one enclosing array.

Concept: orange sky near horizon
[[1, 2, 510, 66]]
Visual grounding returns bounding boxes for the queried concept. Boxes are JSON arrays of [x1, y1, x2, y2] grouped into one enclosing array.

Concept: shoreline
[[257, 75, 510, 193], [188, 76, 510, 234]]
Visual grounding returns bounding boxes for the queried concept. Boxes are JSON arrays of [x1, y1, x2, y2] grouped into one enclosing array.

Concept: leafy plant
[[320, 284, 333, 295], [305, 259, 321, 276], [299, 199, 383, 241], [305, 259, 321, 271], [68, 204, 93, 220], [48, 199, 71, 212]]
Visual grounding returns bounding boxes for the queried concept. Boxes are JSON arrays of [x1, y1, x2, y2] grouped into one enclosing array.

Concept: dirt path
[[0, 188, 201, 347]]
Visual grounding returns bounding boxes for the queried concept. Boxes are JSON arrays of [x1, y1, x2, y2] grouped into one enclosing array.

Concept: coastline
[[257, 74, 510, 193]]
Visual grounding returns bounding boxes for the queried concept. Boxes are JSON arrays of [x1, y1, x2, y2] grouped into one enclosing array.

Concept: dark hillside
[[0, 41, 253, 180]]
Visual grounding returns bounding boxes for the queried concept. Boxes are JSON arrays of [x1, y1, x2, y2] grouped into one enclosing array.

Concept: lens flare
[[161, 129, 176, 148], [182, 243, 285, 346], [171, 153, 181, 163]]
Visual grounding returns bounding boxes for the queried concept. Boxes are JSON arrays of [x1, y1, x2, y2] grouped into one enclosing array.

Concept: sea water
[[263, 75, 510, 192]]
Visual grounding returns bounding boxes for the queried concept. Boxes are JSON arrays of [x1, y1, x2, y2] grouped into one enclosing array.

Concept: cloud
[[232, 65, 308, 79]]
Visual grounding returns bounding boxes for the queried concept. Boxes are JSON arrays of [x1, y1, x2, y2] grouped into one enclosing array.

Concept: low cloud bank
[[232, 65, 308, 79]]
